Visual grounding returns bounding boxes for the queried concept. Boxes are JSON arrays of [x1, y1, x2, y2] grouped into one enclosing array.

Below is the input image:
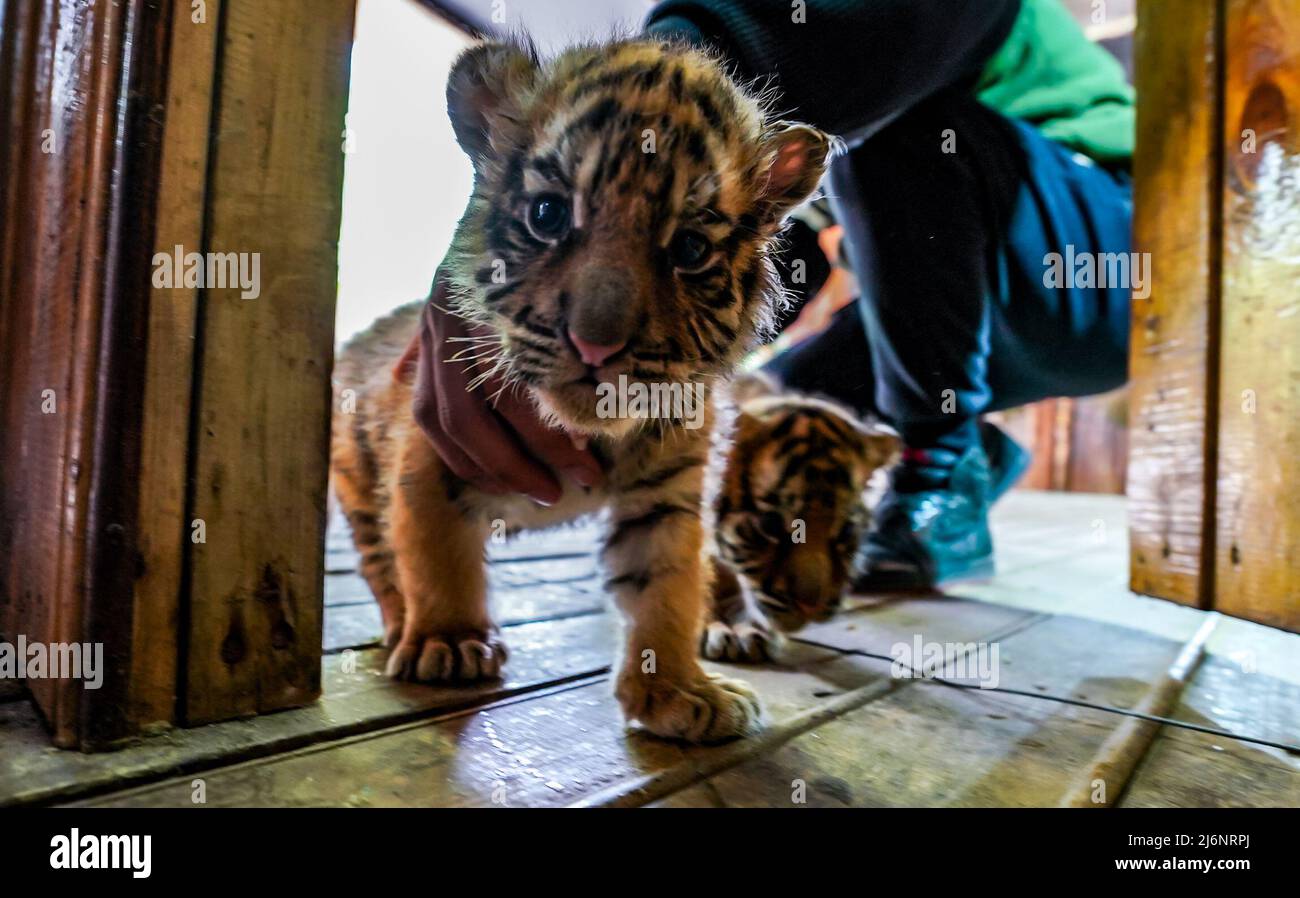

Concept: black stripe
[[569, 64, 661, 103], [679, 264, 727, 286], [604, 570, 652, 592], [683, 127, 709, 164], [347, 510, 378, 528], [571, 97, 620, 136], [510, 333, 558, 357], [512, 306, 556, 339], [351, 416, 379, 484], [485, 281, 523, 304], [688, 87, 727, 136], [626, 456, 705, 491], [606, 502, 696, 548], [528, 153, 572, 189]]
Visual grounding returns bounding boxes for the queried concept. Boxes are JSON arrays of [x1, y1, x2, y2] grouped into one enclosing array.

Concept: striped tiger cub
[[331, 39, 830, 743], [707, 375, 899, 663]]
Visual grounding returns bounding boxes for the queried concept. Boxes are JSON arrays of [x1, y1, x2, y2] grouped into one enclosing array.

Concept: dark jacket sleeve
[[645, 0, 1021, 143]]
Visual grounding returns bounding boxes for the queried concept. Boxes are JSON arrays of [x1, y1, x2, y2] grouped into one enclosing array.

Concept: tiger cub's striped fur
[[706, 376, 899, 663], [331, 39, 829, 743]]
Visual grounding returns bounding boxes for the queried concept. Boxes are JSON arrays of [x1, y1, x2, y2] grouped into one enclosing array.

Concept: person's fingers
[[412, 300, 510, 494], [435, 370, 564, 504], [493, 386, 604, 488], [414, 392, 509, 494], [425, 308, 563, 504], [414, 286, 585, 505]]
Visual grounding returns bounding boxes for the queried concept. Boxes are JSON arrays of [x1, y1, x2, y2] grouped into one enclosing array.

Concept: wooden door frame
[[1129, 0, 1300, 633], [0, 0, 356, 749]]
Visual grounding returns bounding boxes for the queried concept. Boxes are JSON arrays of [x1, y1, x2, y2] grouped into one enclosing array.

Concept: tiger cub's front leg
[[702, 561, 784, 664], [604, 467, 766, 743], [385, 430, 505, 682]]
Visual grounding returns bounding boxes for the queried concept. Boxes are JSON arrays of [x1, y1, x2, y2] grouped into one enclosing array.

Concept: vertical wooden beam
[[128, 0, 222, 730], [1128, 0, 1225, 607], [183, 0, 354, 724], [1214, 0, 1300, 632]]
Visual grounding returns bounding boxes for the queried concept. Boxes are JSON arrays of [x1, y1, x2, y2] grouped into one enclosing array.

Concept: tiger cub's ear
[[756, 123, 833, 224], [446, 41, 538, 166]]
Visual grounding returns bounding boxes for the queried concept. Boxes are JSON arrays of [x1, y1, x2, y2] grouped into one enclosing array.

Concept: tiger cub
[[706, 375, 899, 663], [331, 39, 830, 743]]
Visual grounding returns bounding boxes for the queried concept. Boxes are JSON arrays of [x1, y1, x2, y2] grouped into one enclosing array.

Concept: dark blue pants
[[765, 91, 1133, 451]]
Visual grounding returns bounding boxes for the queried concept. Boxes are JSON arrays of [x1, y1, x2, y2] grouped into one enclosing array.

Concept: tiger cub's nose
[[567, 329, 627, 367]]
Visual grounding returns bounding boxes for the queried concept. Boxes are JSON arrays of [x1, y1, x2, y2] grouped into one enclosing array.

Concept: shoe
[[851, 440, 996, 592], [980, 421, 1031, 502]]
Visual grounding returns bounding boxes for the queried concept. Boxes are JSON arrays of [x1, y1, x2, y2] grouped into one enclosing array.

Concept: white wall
[[335, 0, 475, 344]]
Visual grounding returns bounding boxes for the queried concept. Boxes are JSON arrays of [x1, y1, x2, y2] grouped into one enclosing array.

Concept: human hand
[[407, 277, 604, 506]]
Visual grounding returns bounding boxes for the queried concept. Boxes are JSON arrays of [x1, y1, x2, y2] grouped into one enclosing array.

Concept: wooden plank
[[1127, 0, 1224, 607], [79, 647, 877, 808], [1120, 653, 1300, 807], [1058, 616, 1216, 806], [323, 602, 385, 652], [1120, 730, 1300, 807], [183, 0, 355, 724], [1213, 0, 1300, 632], [795, 596, 1041, 657], [1, 614, 615, 807], [82, 598, 1041, 807], [323, 582, 606, 651], [698, 687, 1122, 807], [698, 615, 1188, 807], [128, 0, 222, 731]]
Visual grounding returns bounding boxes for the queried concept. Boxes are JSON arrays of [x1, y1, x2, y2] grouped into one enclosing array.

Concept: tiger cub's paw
[[385, 628, 507, 683], [617, 669, 767, 743], [701, 618, 784, 664]]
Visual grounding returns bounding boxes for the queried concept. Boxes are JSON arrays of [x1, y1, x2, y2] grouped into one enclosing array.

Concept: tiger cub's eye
[[527, 194, 571, 241], [669, 230, 713, 271]]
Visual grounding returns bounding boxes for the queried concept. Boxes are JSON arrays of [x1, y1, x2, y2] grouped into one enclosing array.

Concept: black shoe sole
[[853, 554, 995, 593]]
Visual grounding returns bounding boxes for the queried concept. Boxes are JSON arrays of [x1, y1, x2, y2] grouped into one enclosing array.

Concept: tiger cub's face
[[716, 383, 899, 632], [442, 40, 830, 435]]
